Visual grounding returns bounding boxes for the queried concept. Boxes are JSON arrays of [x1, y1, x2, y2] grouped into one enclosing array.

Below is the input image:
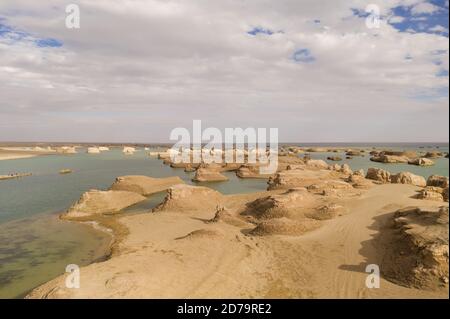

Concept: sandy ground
[[0, 152, 38, 161], [27, 183, 448, 299], [0, 148, 50, 161]]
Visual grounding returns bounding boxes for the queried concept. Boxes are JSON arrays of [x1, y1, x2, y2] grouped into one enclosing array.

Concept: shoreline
[[0, 148, 55, 161]]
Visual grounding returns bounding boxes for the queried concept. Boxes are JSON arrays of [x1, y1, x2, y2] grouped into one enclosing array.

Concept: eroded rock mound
[[417, 187, 446, 202], [370, 155, 409, 164], [366, 168, 391, 183], [249, 217, 320, 236], [391, 172, 426, 187], [347, 173, 373, 189], [305, 159, 329, 170], [305, 203, 344, 220], [110, 175, 184, 195], [427, 175, 449, 188], [267, 169, 332, 190], [382, 206, 449, 290], [307, 180, 354, 196], [154, 184, 223, 211], [408, 158, 434, 166], [207, 206, 249, 227], [236, 164, 272, 179], [244, 188, 316, 219], [327, 156, 342, 161], [424, 151, 443, 159], [64, 190, 146, 218], [193, 167, 228, 182]]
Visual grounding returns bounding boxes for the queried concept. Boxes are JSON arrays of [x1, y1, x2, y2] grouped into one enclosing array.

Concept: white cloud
[[389, 16, 405, 24], [428, 25, 449, 33], [410, 2, 441, 15]]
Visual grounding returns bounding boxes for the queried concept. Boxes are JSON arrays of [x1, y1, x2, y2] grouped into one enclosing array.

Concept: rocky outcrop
[[345, 150, 363, 156], [383, 150, 418, 158], [154, 184, 223, 211], [244, 188, 316, 220], [424, 151, 443, 158], [327, 156, 342, 161], [391, 172, 426, 187], [340, 163, 353, 175], [110, 175, 184, 196], [193, 167, 229, 182], [277, 155, 305, 170], [64, 190, 146, 219], [370, 155, 409, 163], [328, 163, 341, 171], [417, 188, 444, 201], [346, 173, 372, 189], [123, 146, 136, 155], [306, 180, 354, 196], [408, 158, 434, 166], [87, 147, 101, 154], [305, 147, 328, 152], [56, 146, 77, 154], [427, 175, 449, 189], [305, 159, 329, 169], [366, 168, 391, 183], [267, 169, 332, 190], [382, 206, 449, 290]]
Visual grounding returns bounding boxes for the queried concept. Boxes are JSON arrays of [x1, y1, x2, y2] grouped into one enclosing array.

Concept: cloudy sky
[[0, 0, 448, 143]]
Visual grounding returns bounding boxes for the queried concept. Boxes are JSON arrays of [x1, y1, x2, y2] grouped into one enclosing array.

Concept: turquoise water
[[0, 144, 448, 298]]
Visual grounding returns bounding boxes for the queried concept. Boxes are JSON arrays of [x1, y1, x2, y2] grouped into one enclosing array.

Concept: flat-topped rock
[[370, 155, 409, 163], [64, 190, 146, 219], [192, 168, 228, 182], [424, 151, 443, 158], [267, 169, 332, 190], [408, 158, 434, 166], [236, 164, 273, 179], [154, 184, 223, 212], [306, 180, 355, 197], [391, 172, 426, 187], [110, 175, 184, 196]]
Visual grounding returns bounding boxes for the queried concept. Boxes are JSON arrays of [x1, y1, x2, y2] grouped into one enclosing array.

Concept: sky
[[0, 0, 448, 143]]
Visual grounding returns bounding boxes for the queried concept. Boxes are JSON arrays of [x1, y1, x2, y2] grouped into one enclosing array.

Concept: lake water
[[0, 144, 448, 298]]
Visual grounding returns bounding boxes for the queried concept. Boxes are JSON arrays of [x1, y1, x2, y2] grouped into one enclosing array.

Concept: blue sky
[[0, 18, 62, 47], [388, 0, 449, 36]]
